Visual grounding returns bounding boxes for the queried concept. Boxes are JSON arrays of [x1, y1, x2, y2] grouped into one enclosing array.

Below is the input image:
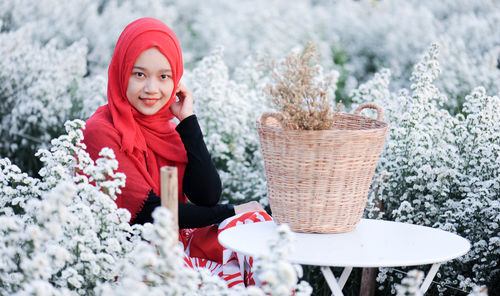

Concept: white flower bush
[[184, 48, 270, 205], [354, 44, 500, 293], [0, 120, 310, 295], [3, 0, 500, 174], [97, 211, 311, 296], [0, 26, 106, 174], [170, 0, 500, 111], [170, 0, 318, 71], [315, 0, 500, 110], [395, 269, 488, 296], [0, 0, 179, 73], [395, 270, 424, 296], [252, 225, 312, 296], [0, 120, 136, 294]]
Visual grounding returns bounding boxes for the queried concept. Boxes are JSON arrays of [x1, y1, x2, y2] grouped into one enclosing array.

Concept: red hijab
[[84, 18, 188, 218]]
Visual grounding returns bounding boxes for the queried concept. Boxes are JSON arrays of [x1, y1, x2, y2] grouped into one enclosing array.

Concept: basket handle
[[354, 103, 384, 121], [259, 112, 285, 128]]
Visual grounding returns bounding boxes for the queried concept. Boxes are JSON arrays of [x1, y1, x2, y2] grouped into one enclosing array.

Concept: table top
[[218, 219, 471, 267]]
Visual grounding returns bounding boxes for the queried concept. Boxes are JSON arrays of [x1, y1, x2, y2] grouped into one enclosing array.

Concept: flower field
[[1, 0, 499, 295]]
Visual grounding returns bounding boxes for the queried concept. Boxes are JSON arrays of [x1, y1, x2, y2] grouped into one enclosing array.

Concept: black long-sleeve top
[[131, 115, 235, 228]]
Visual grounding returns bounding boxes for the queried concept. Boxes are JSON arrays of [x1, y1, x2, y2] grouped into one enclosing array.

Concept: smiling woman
[[81, 17, 269, 288]]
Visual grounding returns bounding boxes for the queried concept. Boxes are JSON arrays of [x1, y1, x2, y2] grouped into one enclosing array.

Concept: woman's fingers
[[170, 82, 194, 121], [234, 201, 265, 215], [176, 82, 192, 100]]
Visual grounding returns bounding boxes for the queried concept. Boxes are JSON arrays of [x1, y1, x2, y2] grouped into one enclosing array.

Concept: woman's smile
[[140, 97, 161, 106]]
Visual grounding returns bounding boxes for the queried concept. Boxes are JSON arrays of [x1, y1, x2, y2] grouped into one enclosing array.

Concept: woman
[[83, 17, 271, 287]]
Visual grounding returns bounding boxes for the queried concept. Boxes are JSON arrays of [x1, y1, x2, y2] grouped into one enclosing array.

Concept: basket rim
[[256, 112, 389, 133]]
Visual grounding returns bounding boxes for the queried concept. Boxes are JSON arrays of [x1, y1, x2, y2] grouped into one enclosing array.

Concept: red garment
[[84, 17, 188, 219]]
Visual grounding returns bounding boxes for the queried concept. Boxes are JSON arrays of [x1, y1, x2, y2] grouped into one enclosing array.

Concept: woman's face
[[126, 47, 174, 115]]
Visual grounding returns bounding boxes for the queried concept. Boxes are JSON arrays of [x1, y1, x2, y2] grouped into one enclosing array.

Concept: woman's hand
[[170, 82, 194, 121], [234, 201, 265, 215]]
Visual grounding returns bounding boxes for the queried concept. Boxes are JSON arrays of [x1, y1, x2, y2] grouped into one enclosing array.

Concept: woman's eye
[[160, 74, 170, 80], [134, 72, 145, 78]]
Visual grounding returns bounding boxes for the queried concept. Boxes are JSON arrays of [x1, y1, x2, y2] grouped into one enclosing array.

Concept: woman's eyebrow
[[132, 66, 171, 73]]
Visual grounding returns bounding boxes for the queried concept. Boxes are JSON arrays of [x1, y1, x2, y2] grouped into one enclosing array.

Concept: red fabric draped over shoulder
[[83, 18, 188, 219]]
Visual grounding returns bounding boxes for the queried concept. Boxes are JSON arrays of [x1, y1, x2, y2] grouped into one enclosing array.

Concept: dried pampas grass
[[263, 42, 340, 130]]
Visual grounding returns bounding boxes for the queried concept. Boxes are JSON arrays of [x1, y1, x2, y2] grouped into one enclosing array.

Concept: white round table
[[218, 219, 470, 295]]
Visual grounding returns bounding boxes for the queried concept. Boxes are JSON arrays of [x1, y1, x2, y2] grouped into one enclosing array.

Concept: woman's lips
[[141, 98, 159, 106]]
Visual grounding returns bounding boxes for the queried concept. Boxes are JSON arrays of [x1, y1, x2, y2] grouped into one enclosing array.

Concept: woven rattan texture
[[257, 105, 388, 233]]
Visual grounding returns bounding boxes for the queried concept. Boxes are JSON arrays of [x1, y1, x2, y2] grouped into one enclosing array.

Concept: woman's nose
[[144, 78, 159, 94]]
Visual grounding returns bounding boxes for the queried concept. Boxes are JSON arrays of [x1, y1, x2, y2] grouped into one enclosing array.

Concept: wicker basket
[[256, 103, 389, 233]]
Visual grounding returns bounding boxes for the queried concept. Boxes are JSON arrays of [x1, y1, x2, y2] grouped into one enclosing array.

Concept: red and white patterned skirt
[[179, 211, 273, 288]]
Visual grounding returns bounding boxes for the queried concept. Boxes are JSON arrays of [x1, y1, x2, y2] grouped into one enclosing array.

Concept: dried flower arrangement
[[263, 42, 340, 130]]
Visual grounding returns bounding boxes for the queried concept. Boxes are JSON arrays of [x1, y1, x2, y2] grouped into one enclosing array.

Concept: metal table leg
[[320, 263, 440, 295], [320, 266, 353, 296], [419, 263, 442, 294]]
